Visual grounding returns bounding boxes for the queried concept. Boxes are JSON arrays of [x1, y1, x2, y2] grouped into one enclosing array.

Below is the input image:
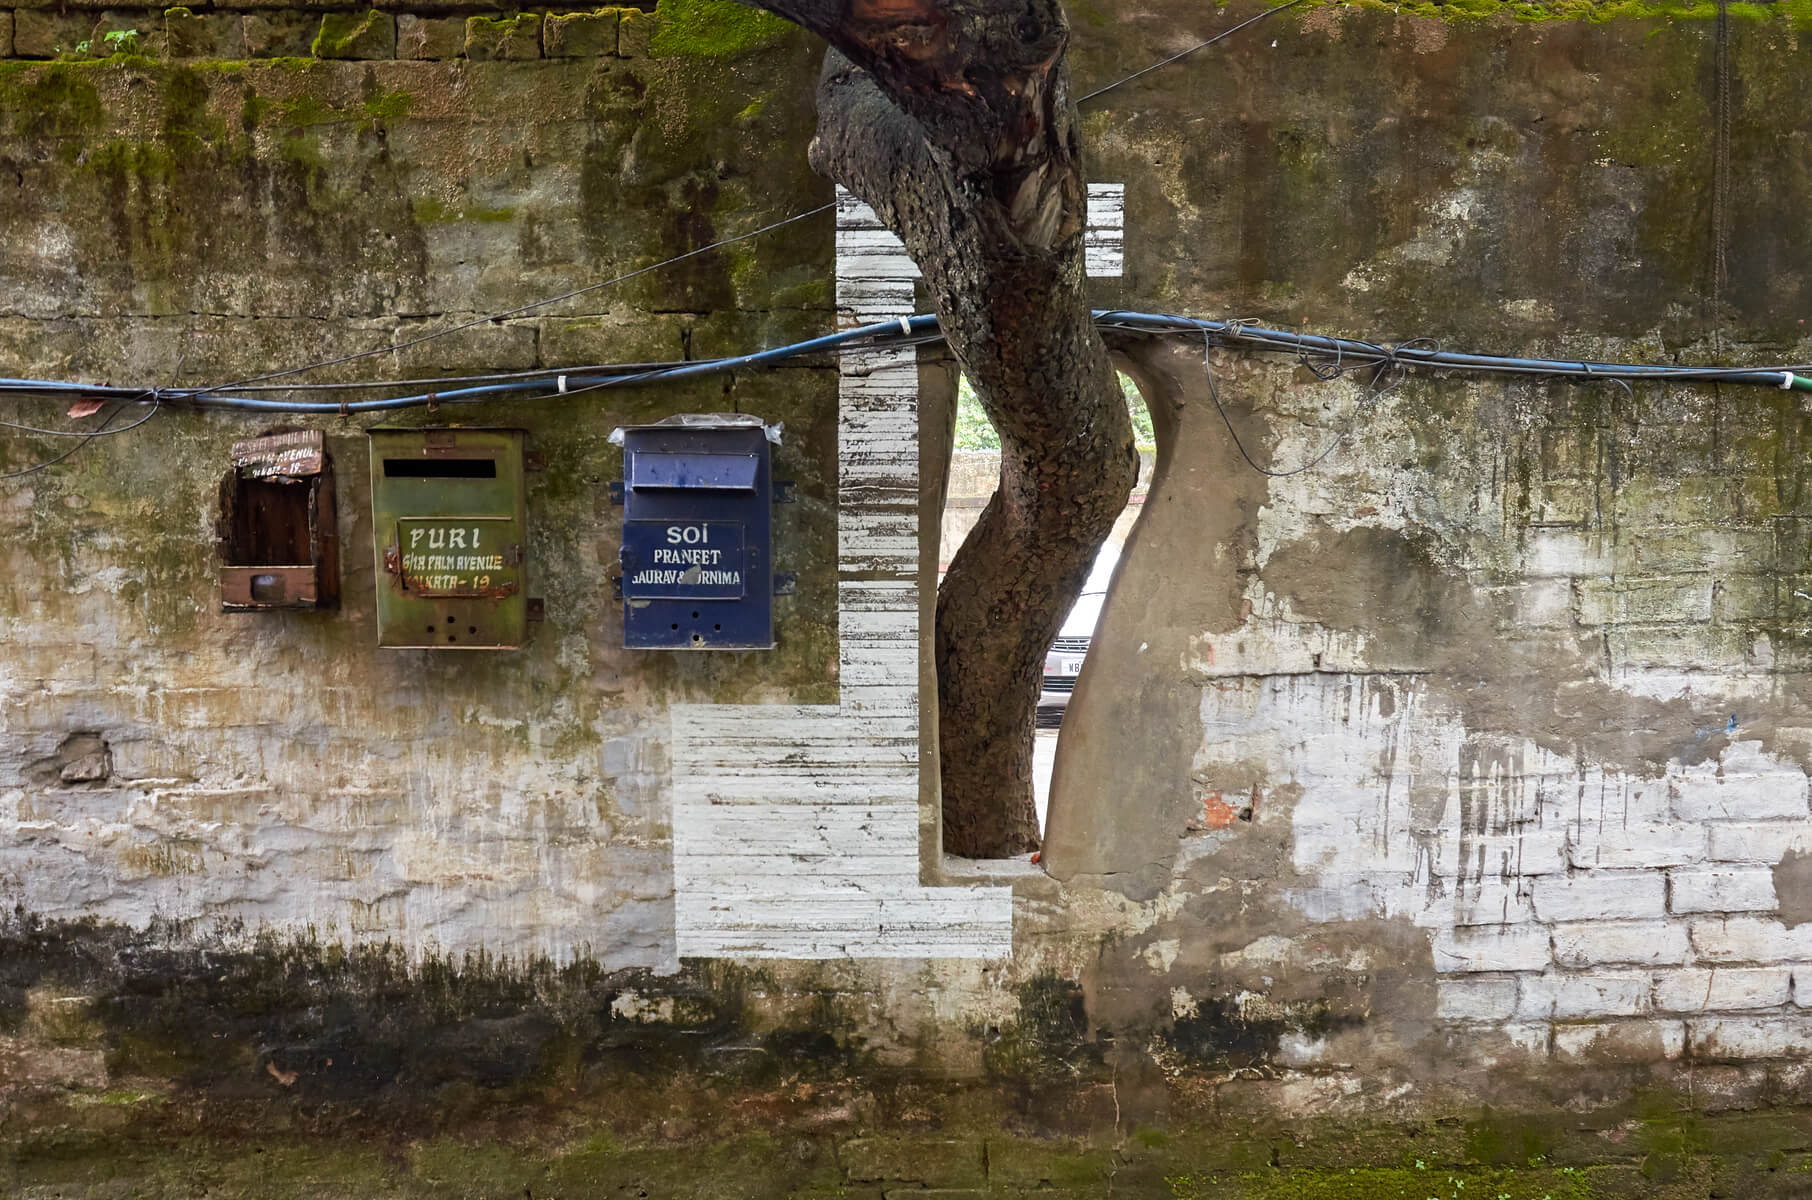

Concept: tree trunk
[[738, 0, 1138, 857]]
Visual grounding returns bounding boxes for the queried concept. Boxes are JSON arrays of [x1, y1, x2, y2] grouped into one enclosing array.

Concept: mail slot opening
[[217, 430, 338, 612], [382, 458, 498, 479], [628, 452, 759, 491], [368, 428, 528, 650]]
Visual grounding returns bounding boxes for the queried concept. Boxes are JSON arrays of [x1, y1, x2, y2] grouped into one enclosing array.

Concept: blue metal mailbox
[[610, 414, 780, 650]]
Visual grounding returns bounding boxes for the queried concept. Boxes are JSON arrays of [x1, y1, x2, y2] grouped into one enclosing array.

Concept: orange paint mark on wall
[[1201, 793, 1239, 830]]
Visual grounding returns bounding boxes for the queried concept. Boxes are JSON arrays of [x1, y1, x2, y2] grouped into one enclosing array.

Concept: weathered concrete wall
[[1043, 0, 1812, 1096], [8, 0, 1812, 1157], [0, 0, 844, 967]]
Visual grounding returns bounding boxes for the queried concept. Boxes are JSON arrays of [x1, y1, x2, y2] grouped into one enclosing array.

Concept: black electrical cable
[[142, 0, 1303, 400], [0, 394, 162, 479], [1076, 0, 1303, 105], [5, 311, 1811, 418], [223, 360, 701, 392]]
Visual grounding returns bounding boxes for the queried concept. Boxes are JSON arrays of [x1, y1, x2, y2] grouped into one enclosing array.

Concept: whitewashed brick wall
[[1187, 376, 1812, 1064]]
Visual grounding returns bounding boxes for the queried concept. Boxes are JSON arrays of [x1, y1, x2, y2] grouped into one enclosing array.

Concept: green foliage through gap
[[955, 372, 1155, 452]]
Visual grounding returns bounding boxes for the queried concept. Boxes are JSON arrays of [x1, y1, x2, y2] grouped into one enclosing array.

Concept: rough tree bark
[[738, 0, 1138, 857]]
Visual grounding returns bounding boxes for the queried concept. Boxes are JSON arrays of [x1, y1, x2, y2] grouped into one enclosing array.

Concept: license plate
[[1063, 658, 1085, 675]]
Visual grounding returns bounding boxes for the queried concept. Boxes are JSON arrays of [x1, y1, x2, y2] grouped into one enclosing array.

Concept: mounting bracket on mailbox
[[609, 413, 781, 650]]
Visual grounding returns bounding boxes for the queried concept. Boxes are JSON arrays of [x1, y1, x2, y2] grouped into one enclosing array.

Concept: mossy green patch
[[311, 10, 387, 58], [1168, 1164, 1599, 1199], [1296, 0, 1812, 23], [362, 89, 412, 123], [466, 13, 540, 36], [1465, 1109, 1564, 1166], [4, 65, 105, 149], [278, 132, 326, 173], [66, 1088, 164, 1108], [650, 0, 793, 59], [411, 197, 516, 225]]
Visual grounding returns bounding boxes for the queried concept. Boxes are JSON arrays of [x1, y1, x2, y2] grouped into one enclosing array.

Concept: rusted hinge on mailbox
[[505, 543, 524, 566]]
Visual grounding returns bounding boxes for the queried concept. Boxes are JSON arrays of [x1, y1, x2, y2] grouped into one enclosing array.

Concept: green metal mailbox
[[368, 428, 527, 650]]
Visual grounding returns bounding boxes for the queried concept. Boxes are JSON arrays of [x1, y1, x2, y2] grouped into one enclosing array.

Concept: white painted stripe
[[1086, 182, 1126, 278]]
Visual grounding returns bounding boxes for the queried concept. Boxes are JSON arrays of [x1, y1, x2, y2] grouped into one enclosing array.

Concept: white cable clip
[[898, 316, 912, 336], [1783, 372, 1797, 390], [558, 374, 569, 394]]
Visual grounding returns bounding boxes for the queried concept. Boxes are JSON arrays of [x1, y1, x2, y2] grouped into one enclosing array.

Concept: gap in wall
[[940, 371, 1155, 834]]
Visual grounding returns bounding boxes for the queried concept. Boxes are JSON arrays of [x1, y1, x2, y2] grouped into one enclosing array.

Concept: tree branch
[[736, 0, 1138, 856], [807, 49, 941, 235], [740, 0, 1076, 190]]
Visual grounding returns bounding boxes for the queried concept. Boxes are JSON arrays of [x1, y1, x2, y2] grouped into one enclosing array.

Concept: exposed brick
[[1531, 480, 1592, 525], [1432, 925, 1551, 974], [1632, 528, 1775, 575], [1435, 977, 1518, 1022], [396, 14, 464, 60], [1522, 529, 1613, 579], [1690, 916, 1812, 963], [164, 11, 245, 59], [242, 11, 317, 58], [1502, 830, 1571, 875], [1541, 427, 1596, 480], [841, 1138, 985, 1188], [1689, 1016, 1812, 1059], [1427, 879, 1537, 929], [1515, 578, 1574, 628], [13, 11, 89, 58], [1668, 867, 1779, 914], [313, 10, 394, 60], [985, 1138, 1111, 1188], [545, 9, 619, 57], [389, 319, 536, 374], [465, 13, 540, 60], [1707, 822, 1812, 863], [1532, 872, 1666, 923], [1670, 768, 1809, 822], [1517, 970, 1650, 1019], [1554, 1019, 1685, 1062], [1578, 576, 1712, 626], [1552, 920, 1691, 967], [1568, 823, 1704, 869], [1653, 967, 1793, 1012], [1608, 625, 1752, 670], [0, 1036, 109, 1091], [618, 6, 655, 57], [1714, 576, 1778, 623]]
